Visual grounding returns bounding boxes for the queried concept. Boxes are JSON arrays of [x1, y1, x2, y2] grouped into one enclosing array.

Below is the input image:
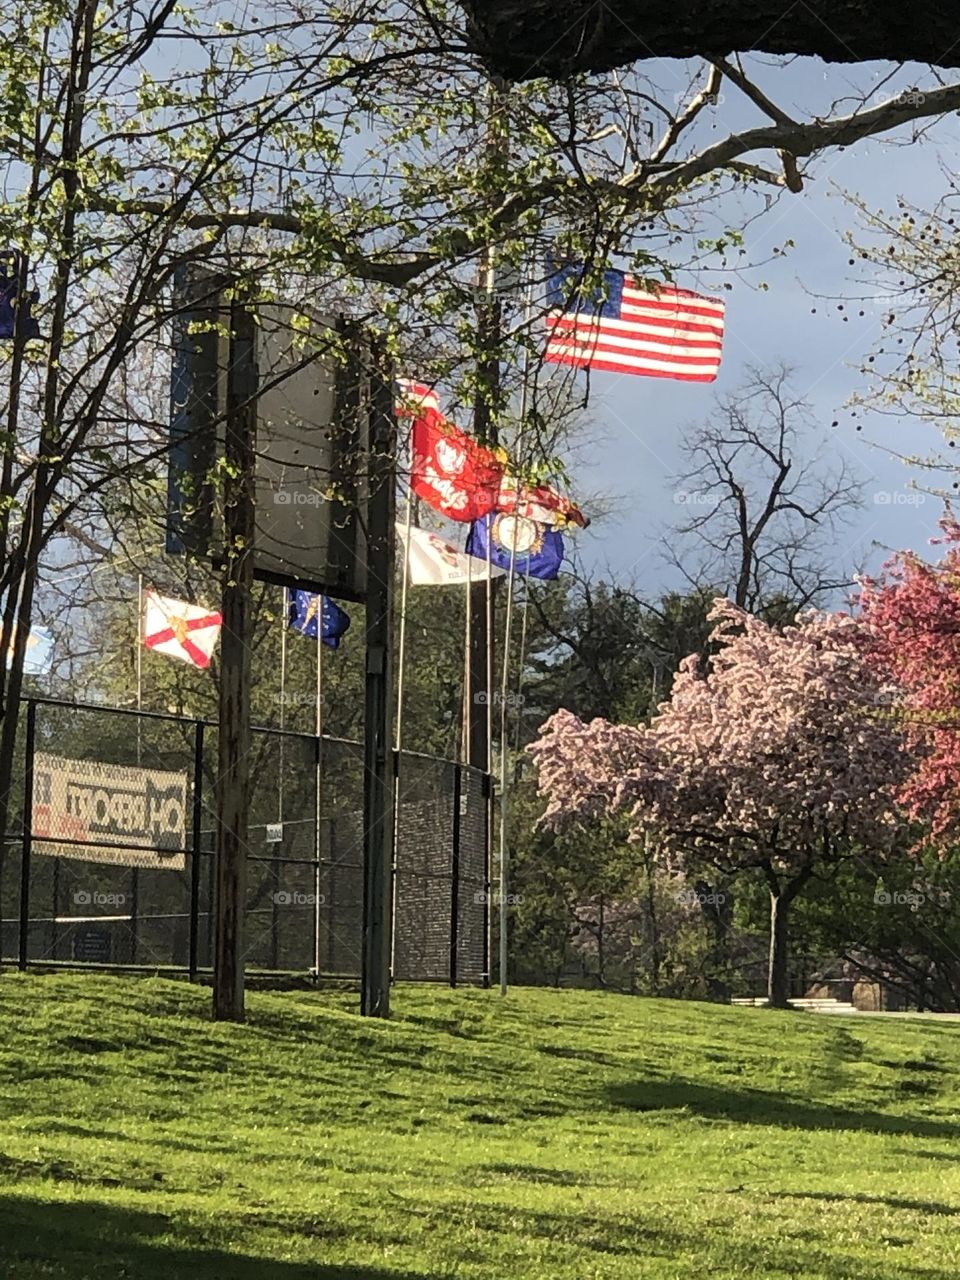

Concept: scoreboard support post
[[212, 296, 257, 1023]]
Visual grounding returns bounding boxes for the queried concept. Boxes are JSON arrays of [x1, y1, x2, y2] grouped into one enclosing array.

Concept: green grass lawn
[[2, 975, 960, 1278]]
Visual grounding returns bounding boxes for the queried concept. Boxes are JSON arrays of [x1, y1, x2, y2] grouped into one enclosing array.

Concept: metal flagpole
[[279, 587, 287, 823], [485, 537, 494, 772], [135, 574, 144, 749], [313, 606, 324, 977], [495, 275, 537, 996], [512, 567, 532, 755], [394, 464, 415, 756], [462, 539, 472, 764], [133, 573, 144, 965], [390, 423, 415, 975], [497, 532, 519, 996]]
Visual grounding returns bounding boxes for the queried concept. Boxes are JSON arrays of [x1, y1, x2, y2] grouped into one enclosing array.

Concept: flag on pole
[[545, 265, 725, 383], [0, 250, 40, 340], [397, 522, 506, 586], [410, 409, 504, 522], [142, 591, 222, 669], [467, 513, 564, 581], [288, 590, 351, 649], [5, 625, 54, 676], [396, 380, 441, 416], [497, 475, 587, 529]]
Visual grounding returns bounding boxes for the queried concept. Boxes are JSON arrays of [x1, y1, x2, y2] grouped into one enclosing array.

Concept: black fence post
[[450, 765, 462, 988], [18, 700, 36, 971], [189, 719, 204, 981]]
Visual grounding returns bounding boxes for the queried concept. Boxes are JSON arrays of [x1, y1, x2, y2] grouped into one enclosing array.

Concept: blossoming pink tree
[[528, 600, 912, 1007], [858, 519, 960, 846]]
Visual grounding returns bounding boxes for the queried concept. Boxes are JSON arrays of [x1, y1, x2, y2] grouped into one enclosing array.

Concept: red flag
[[498, 475, 588, 529], [396, 380, 440, 416], [411, 409, 503, 522]]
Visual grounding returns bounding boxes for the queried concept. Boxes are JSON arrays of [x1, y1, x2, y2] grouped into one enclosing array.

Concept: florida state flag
[[497, 476, 588, 530], [142, 591, 222, 669], [411, 408, 503, 522]]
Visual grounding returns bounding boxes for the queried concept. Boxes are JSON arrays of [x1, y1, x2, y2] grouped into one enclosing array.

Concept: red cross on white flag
[[142, 591, 222, 669]]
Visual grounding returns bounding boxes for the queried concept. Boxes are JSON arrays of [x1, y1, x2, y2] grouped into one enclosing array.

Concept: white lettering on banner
[[423, 465, 469, 510], [33, 753, 187, 870]]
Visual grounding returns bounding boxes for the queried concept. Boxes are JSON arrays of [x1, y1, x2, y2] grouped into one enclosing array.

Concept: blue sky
[[570, 57, 957, 598]]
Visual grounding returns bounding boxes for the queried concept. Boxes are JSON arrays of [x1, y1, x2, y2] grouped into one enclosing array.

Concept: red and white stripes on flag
[[544, 268, 725, 383]]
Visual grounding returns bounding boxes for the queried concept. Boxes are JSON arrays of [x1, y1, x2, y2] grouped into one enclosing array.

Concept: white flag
[[396, 523, 505, 586], [142, 591, 222, 669]]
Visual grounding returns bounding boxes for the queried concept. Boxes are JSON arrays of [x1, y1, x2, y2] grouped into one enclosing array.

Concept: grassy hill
[[1, 975, 960, 1278]]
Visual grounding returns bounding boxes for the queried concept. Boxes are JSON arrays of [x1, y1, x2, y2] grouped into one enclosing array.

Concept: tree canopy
[[529, 599, 913, 1004]]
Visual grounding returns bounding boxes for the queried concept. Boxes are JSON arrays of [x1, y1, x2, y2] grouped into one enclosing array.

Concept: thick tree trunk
[[767, 890, 791, 1009], [463, 1, 960, 79]]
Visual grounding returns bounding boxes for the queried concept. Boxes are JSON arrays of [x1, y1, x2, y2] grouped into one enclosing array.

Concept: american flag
[[544, 267, 725, 383]]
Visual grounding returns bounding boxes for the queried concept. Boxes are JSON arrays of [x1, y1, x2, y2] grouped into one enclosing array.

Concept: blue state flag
[[466, 513, 564, 581], [288, 591, 351, 649], [0, 251, 40, 340]]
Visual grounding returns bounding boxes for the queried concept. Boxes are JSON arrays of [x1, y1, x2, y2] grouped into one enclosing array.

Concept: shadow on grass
[[607, 1079, 960, 1138], [771, 1189, 960, 1217], [455, 1202, 954, 1278], [0, 1196, 443, 1280]]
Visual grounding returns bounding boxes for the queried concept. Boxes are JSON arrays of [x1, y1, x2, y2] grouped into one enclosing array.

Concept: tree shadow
[[0, 1195, 445, 1280], [771, 1190, 960, 1217], [441, 1201, 955, 1278], [607, 1079, 960, 1138]]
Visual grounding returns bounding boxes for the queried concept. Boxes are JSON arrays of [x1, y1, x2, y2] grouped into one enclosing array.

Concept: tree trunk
[[768, 890, 791, 1009], [463, 0, 960, 79]]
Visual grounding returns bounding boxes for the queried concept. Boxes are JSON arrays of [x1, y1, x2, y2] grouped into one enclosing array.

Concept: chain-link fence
[[1, 699, 490, 984]]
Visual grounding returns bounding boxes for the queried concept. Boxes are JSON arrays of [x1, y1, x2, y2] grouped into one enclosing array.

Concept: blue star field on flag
[[288, 591, 351, 649]]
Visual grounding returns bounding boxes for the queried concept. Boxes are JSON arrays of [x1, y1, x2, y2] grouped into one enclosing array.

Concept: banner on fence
[[32, 753, 187, 869]]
